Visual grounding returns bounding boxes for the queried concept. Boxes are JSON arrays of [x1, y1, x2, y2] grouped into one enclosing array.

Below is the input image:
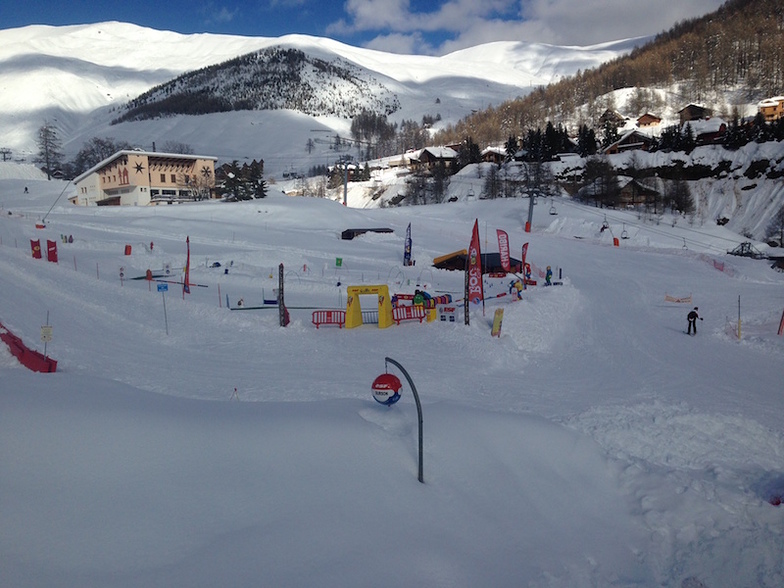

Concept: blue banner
[[404, 223, 412, 266]]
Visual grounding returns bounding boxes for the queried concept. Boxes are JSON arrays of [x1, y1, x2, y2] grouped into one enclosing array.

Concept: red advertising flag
[[46, 240, 58, 263], [467, 220, 484, 305], [30, 239, 42, 259], [521, 242, 529, 269], [496, 229, 511, 272], [183, 236, 191, 296]]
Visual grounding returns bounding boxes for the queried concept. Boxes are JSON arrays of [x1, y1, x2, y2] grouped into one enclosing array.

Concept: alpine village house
[[71, 150, 217, 206]]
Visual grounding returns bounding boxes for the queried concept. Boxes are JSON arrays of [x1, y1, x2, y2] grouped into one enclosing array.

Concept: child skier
[[545, 266, 552, 286]]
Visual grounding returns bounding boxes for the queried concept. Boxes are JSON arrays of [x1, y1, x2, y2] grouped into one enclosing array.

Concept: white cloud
[[213, 6, 238, 24], [199, 3, 239, 26], [330, 0, 726, 55], [362, 32, 435, 55]]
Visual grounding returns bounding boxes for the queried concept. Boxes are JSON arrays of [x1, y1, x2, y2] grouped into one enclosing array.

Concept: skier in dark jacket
[[687, 307, 702, 335]]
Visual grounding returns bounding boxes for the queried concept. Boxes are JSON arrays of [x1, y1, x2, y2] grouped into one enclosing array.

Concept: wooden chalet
[[481, 147, 506, 165], [637, 113, 662, 128], [408, 147, 458, 172], [685, 117, 727, 145], [603, 130, 654, 154], [758, 96, 784, 122], [618, 178, 660, 207], [599, 109, 626, 128], [678, 104, 713, 124]]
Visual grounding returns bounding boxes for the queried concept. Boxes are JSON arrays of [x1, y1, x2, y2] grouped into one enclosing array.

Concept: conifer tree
[[35, 120, 64, 180]]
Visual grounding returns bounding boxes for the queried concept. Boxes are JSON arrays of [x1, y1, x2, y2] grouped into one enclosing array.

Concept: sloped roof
[[682, 117, 727, 135], [411, 146, 458, 161], [74, 150, 217, 184], [603, 129, 654, 153], [758, 96, 784, 107]]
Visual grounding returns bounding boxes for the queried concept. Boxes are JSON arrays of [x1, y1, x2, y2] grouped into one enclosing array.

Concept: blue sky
[[5, 0, 726, 55]]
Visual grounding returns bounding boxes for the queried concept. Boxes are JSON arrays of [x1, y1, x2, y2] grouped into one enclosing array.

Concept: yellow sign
[[491, 309, 504, 338]]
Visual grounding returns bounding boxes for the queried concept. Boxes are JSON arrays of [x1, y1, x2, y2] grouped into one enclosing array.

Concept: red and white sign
[[496, 229, 511, 272], [372, 373, 402, 405]]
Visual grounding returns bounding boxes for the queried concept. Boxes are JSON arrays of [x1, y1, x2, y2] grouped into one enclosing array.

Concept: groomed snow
[[1, 171, 783, 587]]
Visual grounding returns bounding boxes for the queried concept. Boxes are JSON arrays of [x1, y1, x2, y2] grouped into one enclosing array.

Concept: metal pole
[[463, 265, 470, 325], [385, 357, 424, 483], [162, 291, 169, 335], [278, 263, 287, 326], [343, 163, 348, 206]]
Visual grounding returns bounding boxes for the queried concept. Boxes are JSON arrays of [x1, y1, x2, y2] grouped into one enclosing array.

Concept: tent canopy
[[432, 250, 522, 273]]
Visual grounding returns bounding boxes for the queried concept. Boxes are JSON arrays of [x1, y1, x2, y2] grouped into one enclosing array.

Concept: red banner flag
[[30, 239, 42, 259], [467, 220, 484, 306], [521, 242, 529, 269], [46, 240, 58, 263], [496, 229, 511, 272], [183, 236, 191, 296]]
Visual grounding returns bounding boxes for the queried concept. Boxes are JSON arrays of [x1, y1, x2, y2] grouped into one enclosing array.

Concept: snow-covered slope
[[1, 173, 783, 587]]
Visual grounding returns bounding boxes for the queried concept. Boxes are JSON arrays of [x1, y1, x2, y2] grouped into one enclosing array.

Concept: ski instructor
[[687, 307, 702, 335]]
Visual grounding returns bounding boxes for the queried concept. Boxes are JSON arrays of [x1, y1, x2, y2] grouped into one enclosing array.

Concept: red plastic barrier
[[392, 305, 427, 324], [0, 322, 57, 373], [312, 310, 345, 329], [47, 239, 58, 262]]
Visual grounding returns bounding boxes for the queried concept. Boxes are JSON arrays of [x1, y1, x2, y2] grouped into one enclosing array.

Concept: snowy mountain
[[114, 47, 403, 122], [0, 22, 640, 165]]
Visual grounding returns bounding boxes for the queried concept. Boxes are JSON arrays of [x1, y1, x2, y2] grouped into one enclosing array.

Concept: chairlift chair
[[549, 200, 558, 215], [621, 223, 629, 239], [601, 215, 610, 231]]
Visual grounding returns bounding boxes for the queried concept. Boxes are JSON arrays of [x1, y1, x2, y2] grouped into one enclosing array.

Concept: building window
[[170, 174, 176, 183], [161, 173, 166, 183]]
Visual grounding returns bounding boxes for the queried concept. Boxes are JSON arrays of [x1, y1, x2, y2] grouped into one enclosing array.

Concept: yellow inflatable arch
[[345, 284, 394, 329]]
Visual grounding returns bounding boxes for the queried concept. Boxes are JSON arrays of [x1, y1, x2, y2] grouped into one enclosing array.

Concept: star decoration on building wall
[[135, 162, 145, 173]]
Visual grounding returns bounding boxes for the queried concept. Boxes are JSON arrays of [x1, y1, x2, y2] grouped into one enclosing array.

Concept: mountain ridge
[[0, 21, 638, 158]]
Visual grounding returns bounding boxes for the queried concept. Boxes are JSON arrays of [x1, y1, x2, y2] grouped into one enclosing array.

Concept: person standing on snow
[[545, 266, 552, 286], [687, 307, 702, 335]]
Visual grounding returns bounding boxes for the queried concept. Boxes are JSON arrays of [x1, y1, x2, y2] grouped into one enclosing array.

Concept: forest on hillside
[[434, 0, 784, 147], [112, 48, 400, 124]]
